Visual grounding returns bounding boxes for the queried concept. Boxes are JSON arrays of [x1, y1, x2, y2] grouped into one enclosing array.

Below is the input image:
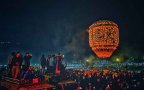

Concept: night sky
[[0, 0, 144, 64]]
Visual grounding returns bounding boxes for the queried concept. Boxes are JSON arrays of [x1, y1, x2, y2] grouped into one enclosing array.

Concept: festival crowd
[[0, 52, 144, 90], [61, 69, 144, 90], [5, 51, 64, 80]]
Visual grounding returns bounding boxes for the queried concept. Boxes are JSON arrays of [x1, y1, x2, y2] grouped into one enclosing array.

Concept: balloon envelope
[[88, 20, 119, 58]]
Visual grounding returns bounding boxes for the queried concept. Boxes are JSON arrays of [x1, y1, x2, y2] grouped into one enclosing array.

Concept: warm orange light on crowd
[[88, 20, 119, 58]]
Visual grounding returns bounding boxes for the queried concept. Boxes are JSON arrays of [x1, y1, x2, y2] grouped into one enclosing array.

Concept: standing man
[[55, 53, 63, 65], [50, 54, 56, 73], [55, 53, 64, 75], [24, 52, 32, 70], [11, 52, 23, 79], [40, 54, 46, 70], [46, 54, 51, 70], [7, 52, 15, 76]]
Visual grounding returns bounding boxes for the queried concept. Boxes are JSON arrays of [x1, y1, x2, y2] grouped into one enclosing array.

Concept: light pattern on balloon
[[88, 20, 119, 58]]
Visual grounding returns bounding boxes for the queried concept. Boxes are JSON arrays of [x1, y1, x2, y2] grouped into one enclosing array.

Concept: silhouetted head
[[26, 52, 29, 56], [16, 52, 21, 58], [48, 54, 51, 58]]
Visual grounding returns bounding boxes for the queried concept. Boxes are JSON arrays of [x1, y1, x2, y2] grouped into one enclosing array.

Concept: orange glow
[[88, 20, 119, 58]]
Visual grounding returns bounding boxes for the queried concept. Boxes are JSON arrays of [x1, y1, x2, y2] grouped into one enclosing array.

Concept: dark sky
[[0, 0, 144, 64]]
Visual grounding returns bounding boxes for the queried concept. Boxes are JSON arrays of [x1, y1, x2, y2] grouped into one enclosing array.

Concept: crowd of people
[[7, 52, 32, 79], [40, 53, 65, 74], [3, 52, 65, 80], [0, 52, 144, 90], [53, 69, 144, 90], [1, 63, 144, 90]]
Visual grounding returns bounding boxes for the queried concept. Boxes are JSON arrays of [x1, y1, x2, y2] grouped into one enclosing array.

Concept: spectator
[[24, 52, 32, 70], [7, 52, 15, 77], [40, 54, 46, 70], [11, 52, 23, 79]]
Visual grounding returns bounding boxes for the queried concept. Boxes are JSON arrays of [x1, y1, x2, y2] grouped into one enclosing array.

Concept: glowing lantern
[[88, 20, 119, 58]]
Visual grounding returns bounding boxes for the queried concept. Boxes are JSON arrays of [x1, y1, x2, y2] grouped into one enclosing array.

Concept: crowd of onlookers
[[0, 52, 65, 82], [0, 52, 144, 90], [39, 69, 144, 90], [55, 69, 144, 90], [1, 64, 144, 90]]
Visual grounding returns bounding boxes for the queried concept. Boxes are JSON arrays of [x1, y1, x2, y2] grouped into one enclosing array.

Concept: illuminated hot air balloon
[[88, 20, 119, 58]]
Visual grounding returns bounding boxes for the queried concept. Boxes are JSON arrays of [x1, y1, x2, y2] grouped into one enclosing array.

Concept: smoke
[[50, 19, 91, 62], [63, 30, 89, 62], [122, 44, 142, 59], [113, 43, 142, 60]]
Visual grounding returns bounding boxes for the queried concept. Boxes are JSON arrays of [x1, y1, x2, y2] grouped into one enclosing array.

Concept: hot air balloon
[[88, 20, 119, 58]]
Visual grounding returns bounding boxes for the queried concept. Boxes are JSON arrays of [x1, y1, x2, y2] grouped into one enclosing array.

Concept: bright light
[[116, 58, 120, 62], [86, 60, 89, 62]]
